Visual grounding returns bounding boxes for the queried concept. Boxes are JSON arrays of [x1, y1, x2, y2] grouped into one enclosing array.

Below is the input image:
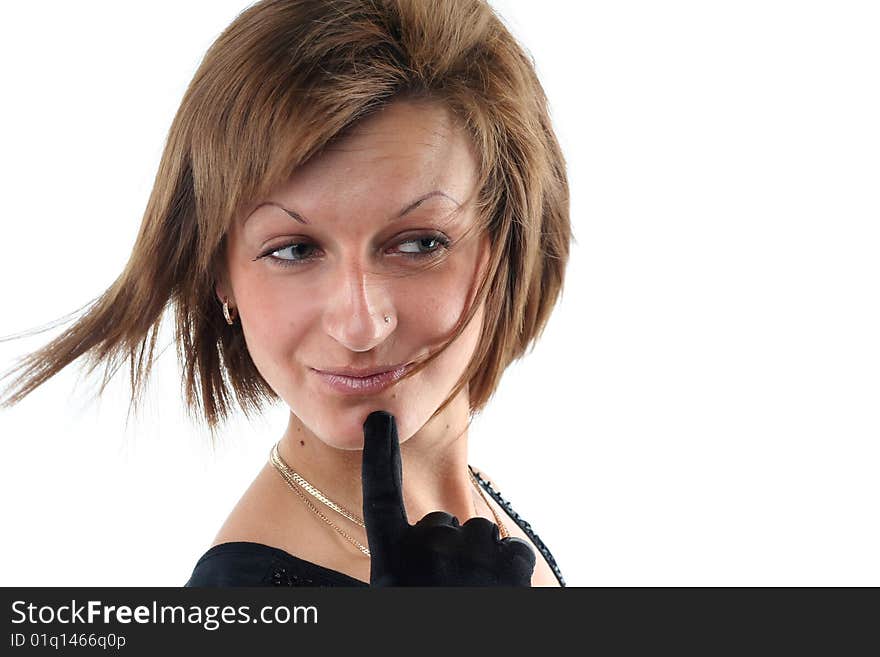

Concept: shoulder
[[205, 461, 319, 561]]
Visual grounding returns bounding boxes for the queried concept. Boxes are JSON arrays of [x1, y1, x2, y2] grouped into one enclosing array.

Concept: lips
[[312, 363, 410, 378], [311, 363, 412, 396]]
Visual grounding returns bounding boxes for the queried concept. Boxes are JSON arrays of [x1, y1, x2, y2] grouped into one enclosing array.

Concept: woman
[[0, 0, 570, 586]]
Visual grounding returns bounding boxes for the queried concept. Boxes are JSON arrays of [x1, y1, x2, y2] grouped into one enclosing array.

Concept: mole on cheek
[[300, 440, 305, 447]]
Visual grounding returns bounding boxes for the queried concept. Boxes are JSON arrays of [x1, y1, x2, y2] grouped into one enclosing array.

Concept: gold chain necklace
[[269, 441, 509, 558]]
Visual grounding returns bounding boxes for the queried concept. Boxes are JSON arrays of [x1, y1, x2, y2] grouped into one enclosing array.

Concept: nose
[[322, 261, 396, 351]]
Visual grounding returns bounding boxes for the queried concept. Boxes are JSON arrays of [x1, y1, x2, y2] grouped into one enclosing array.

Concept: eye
[[257, 233, 452, 269], [397, 235, 451, 257], [263, 242, 318, 265]]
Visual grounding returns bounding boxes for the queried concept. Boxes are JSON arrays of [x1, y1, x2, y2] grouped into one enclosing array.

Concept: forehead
[[244, 100, 477, 225], [322, 99, 469, 162]]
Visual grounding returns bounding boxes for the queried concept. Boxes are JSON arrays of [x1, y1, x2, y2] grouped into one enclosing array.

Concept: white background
[[1, 1, 878, 587]]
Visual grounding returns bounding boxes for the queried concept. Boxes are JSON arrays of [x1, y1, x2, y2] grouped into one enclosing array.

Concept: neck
[[273, 389, 484, 532]]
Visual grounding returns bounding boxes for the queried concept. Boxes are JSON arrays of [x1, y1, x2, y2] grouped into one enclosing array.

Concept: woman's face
[[220, 100, 489, 450]]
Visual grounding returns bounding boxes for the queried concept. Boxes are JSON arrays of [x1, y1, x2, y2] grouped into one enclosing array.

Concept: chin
[[303, 403, 411, 452]]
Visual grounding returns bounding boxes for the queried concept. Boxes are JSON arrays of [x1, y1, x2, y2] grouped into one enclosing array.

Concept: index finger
[[361, 410, 410, 552]]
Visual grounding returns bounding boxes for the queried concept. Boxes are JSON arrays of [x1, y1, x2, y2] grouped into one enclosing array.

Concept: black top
[[184, 466, 566, 587]]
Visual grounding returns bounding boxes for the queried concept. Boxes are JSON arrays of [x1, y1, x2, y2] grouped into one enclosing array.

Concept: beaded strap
[[468, 466, 567, 587]]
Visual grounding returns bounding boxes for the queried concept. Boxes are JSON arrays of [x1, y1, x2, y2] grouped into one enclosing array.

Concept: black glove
[[361, 410, 536, 586]]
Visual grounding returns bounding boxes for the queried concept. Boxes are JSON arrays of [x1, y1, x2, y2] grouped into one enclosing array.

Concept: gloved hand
[[361, 410, 536, 586]]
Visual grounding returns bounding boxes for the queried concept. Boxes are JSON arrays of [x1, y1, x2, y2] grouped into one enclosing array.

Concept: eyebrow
[[243, 189, 460, 226]]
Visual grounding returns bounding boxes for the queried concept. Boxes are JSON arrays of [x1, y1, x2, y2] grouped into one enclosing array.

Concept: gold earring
[[223, 297, 236, 325]]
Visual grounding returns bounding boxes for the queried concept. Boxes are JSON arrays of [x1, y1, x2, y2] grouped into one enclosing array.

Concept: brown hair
[[0, 0, 572, 445]]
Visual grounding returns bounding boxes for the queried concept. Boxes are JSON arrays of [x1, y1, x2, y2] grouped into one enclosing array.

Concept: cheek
[[400, 280, 467, 338], [398, 245, 484, 338], [400, 267, 486, 383], [237, 283, 313, 380]]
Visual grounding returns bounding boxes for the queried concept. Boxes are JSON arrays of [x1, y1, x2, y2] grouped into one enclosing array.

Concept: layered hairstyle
[[0, 0, 572, 444]]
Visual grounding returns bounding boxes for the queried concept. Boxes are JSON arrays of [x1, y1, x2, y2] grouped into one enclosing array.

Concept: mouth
[[310, 363, 413, 396]]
